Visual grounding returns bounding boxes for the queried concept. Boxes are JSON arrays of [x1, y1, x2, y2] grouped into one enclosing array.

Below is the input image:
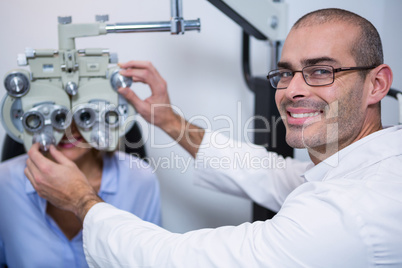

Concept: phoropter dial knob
[[110, 70, 132, 91], [4, 71, 30, 97]]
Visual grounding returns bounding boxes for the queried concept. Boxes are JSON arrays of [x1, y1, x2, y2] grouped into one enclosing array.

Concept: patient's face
[[56, 121, 93, 163]]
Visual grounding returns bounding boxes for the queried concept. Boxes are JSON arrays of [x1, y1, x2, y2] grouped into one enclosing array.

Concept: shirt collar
[[99, 153, 118, 194], [303, 125, 402, 182]]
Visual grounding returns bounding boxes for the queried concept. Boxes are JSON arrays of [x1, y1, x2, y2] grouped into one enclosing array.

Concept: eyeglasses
[[267, 65, 377, 89]]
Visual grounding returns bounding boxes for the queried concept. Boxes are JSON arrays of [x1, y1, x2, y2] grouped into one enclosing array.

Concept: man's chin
[[285, 130, 323, 149], [285, 134, 308, 149]]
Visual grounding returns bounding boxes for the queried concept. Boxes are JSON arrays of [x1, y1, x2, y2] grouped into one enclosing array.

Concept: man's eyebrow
[[277, 61, 292, 69], [302, 57, 339, 66], [277, 57, 339, 70]]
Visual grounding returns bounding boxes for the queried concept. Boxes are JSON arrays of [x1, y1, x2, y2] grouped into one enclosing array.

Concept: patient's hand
[[25, 143, 103, 221]]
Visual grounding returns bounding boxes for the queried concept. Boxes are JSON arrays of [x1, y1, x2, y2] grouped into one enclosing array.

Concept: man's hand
[[118, 60, 205, 158], [24, 143, 103, 221], [118, 61, 180, 131]]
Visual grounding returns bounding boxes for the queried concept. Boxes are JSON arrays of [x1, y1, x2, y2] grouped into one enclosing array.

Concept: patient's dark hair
[[293, 8, 383, 71]]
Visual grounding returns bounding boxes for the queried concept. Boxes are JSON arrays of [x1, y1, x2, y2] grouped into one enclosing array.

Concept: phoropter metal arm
[[57, 0, 200, 50]]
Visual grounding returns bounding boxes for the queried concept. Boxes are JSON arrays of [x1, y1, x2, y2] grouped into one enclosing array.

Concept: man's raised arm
[[118, 61, 205, 158]]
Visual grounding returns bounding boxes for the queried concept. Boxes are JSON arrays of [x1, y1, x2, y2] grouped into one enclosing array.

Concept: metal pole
[[106, 0, 199, 35], [105, 19, 200, 34], [106, 21, 171, 33], [171, 0, 183, 19], [171, 0, 184, 34]]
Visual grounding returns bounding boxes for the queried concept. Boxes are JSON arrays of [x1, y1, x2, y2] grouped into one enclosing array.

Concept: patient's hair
[[293, 8, 383, 70]]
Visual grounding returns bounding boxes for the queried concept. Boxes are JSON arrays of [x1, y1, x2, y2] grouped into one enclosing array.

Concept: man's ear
[[366, 64, 393, 106]]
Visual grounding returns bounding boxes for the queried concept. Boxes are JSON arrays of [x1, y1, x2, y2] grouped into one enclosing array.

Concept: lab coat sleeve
[[83, 189, 367, 268], [193, 131, 310, 212]]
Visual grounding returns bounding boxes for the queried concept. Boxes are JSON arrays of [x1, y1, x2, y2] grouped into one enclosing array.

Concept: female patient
[[0, 122, 161, 267]]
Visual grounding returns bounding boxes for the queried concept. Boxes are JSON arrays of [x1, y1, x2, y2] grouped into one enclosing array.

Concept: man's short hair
[[292, 8, 383, 70]]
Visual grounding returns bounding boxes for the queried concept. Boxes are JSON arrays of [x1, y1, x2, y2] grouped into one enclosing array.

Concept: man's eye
[[311, 68, 331, 76], [280, 71, 293, 78]]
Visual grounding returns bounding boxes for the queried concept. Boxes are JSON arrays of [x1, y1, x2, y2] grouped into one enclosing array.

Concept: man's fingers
[[27, 143, 49, 168], [49, 145, 73, 166], [24, 165, 36, 188], [118, 87, 147, 111], [119, 61, 151, 81], [25, 157, 43, 189], [119, 61, 166, 94], [120, 68, 150, 84], [118, 60, 153, 69]]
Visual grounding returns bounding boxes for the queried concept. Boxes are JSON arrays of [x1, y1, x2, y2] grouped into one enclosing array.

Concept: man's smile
[[285, 107, 323, 125]]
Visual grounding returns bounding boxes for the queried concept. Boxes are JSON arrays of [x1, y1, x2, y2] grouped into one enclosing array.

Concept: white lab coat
[[83, 126, 402, 267]]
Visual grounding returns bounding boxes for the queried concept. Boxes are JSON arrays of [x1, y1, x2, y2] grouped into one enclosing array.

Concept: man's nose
[[284, 72, 311, 100]]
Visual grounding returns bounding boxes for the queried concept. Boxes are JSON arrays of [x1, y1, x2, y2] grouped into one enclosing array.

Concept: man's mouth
[[286, 108, 323, 125], [289, 111, 320, 118]]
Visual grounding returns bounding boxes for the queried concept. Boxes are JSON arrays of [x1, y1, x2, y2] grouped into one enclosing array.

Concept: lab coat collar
[[303, 125, 402, 182]]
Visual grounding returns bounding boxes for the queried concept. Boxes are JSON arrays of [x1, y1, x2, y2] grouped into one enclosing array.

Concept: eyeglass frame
[[267, 65, 378, 89]]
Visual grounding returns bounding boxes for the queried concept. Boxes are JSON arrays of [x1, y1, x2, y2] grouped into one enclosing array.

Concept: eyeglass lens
[[268, 65, 335, 89]]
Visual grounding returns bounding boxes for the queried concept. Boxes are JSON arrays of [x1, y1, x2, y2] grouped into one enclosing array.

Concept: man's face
[[275, 22, 369, 161]]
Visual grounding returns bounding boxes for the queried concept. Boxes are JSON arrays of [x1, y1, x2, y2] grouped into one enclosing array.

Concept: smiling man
[[274, 12, 386, 164], [25, 8, 402, 267]]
